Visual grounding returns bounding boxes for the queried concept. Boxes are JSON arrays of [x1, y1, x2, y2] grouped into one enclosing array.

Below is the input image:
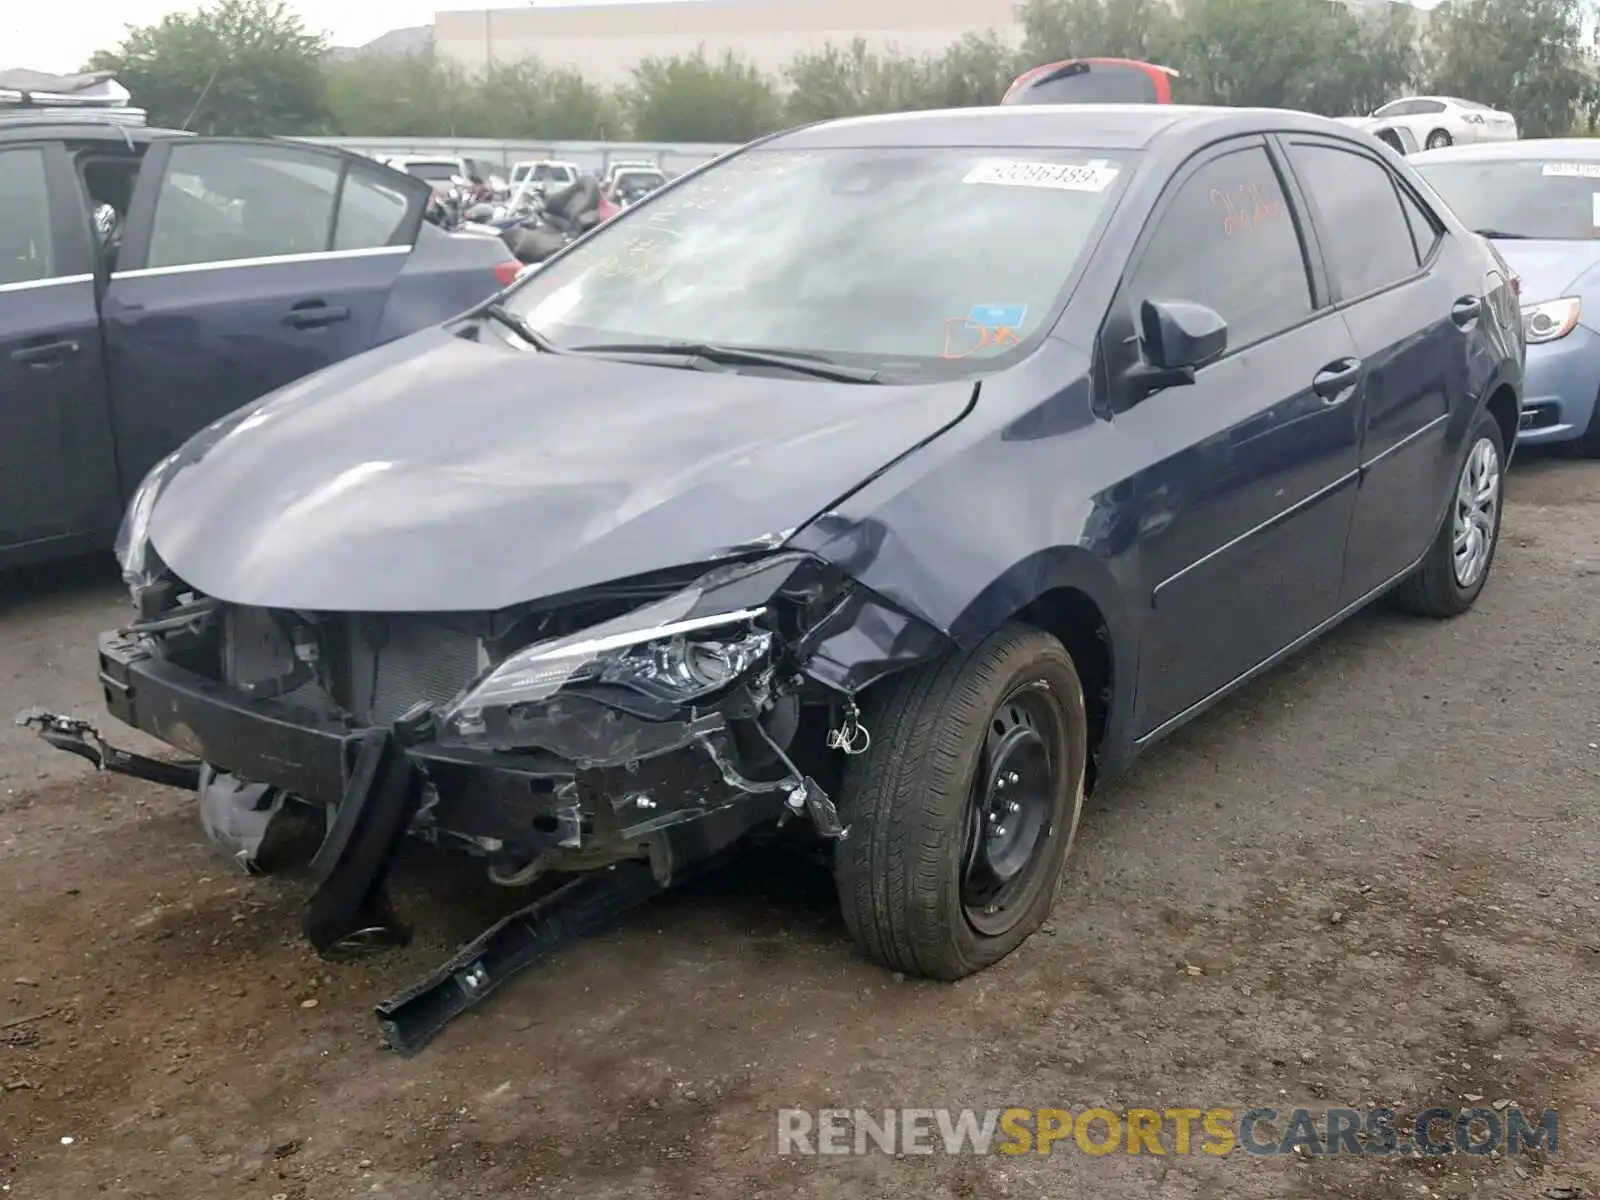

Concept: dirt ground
[[1, 453, 1596, 1200]]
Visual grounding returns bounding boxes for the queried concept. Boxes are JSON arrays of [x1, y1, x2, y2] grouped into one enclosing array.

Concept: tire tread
[[836, 623, 1083, 980]]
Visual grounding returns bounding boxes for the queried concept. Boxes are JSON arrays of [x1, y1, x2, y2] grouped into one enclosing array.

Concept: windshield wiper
[[567, 341, 881, 383], [483, 303, 565, 353], [1471, 228, 1531, 240]]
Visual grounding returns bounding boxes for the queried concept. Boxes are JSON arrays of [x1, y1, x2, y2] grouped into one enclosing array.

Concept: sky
[[3, 0, 684, 74]]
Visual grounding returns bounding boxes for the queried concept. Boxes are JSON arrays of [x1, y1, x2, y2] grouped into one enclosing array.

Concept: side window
[[1416, 100, 1446, 115], [1128, 145, 1313, 352], [0, 147, 56, 286], [333, 167, 415, 250], [1374, 100, 1405, 118], [148, 142, 340, 268], [1398, 184, 1442, 262], [1287, 143, 1418, 297]]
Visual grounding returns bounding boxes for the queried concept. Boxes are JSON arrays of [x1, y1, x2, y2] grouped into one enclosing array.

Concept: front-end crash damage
[[26, 549, 952, 1050]]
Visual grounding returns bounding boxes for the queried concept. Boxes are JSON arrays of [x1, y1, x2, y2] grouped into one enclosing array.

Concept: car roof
[[768, 104, 1376, 152], [1410, 137, 1596, 165], [0, 120, 189, 147]]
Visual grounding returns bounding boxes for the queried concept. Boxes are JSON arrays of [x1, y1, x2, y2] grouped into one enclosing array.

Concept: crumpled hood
[[1491, 239, 1600, 308], [148, 326, 974, 612]]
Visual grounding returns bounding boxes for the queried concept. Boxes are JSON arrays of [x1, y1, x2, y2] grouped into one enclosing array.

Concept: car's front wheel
[[1426, 129, 1453, 149], [1391, 411, 1505, 617], [834, 623, 1088, 980]]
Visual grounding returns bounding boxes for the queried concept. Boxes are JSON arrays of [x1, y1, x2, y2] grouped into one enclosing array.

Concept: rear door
[[1278, 135, 1464, 602], [0, 141, 122, 559], [102, 137, 431, 488], [1106, 137, 1363, 738]]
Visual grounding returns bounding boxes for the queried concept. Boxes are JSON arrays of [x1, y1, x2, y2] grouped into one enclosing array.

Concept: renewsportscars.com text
[[776, 1106, 1558, 1158]]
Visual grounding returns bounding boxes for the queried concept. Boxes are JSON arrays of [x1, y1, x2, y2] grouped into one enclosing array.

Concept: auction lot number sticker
[[964, 159, 1120, 192]]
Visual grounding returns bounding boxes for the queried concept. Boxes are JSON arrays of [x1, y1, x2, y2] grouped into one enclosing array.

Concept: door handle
[[283, 302, 351, 330], [10, 338, 80, 368], [1451, 297, 1482, 326], [1311, 357, 1362, 402]]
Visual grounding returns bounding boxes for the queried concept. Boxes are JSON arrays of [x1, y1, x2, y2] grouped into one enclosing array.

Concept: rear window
[[532, 164, 572, 183], [507, 145, 1135, 378], [1007, 62, 1160, 104], [1413, 158, 1600, 240]]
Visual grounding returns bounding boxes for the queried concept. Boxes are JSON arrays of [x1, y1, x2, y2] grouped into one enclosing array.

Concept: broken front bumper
[[94, 630, 838, 871]]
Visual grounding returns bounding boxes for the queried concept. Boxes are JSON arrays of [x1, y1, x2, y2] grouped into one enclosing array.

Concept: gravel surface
[[0, 452, 1596, 1199]]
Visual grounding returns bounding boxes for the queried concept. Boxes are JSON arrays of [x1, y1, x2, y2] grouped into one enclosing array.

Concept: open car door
[[101, 137, 433, 489], [0, 140, 121, 561]]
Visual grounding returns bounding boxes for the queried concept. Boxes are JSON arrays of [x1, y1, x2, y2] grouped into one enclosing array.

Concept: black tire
[[1573, 391, 1600, 458], [1390, 411, 1505, 617], [834, 623, 1088, 980], [1426, 129, 1453, 149]]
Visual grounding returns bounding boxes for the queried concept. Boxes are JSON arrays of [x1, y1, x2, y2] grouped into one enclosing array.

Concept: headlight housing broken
[[114, 450, 183, 592], [439, 558, 800, 748]]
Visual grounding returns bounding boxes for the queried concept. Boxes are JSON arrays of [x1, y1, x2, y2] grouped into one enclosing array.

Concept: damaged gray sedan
[[26, 103, 1523, 1051]]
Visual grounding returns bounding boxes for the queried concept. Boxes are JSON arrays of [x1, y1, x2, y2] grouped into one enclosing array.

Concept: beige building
[[433, 0, 1025, 85]]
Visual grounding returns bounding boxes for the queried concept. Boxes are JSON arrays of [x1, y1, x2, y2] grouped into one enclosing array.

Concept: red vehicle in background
[[1001, 58, 1181, 105]]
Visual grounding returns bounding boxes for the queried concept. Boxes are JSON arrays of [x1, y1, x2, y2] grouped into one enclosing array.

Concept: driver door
[[1102, 137, 1364, 739], [101, 138, 432, 489]]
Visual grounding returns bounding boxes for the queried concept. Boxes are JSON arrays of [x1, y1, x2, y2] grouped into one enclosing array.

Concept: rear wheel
[[1390, 411, 1504, 617], [1426, 129, 1453, 149], [834, 623, 1088, 980]]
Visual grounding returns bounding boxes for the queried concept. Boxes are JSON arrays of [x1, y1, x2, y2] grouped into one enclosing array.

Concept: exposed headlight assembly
[[114, 451, 182, 589], [1522, 297, 1581, 344], [440, 559, 796, 748]]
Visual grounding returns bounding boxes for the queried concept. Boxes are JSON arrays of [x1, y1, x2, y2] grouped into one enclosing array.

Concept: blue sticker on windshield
[[968, 303, 1028, 330]]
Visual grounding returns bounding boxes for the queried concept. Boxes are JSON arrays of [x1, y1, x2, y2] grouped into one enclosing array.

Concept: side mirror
[[1122, 299, 1228, 401]]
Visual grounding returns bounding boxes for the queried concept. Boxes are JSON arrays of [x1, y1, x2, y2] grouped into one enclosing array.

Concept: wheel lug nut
[[1008, 801, 1020, 813], [993, 825, 1007, 838], [1007, 772, 1020, 785]]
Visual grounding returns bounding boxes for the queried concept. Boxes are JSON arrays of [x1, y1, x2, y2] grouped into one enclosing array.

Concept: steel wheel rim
[[1452, 435, 1500, 589], [960, 681, 1063, 937]]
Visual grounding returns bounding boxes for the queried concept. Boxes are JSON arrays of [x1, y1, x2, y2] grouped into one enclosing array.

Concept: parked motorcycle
[[502, 175, 611, 265]]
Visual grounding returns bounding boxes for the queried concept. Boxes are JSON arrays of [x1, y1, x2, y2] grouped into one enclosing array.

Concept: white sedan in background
[[1364, 96, 1519, 150]]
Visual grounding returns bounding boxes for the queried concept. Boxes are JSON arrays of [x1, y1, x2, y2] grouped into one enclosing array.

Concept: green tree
[[468, 60, 618, 139], [322, 52, 453, 136], [782, 38, 938, 122], [88, 0, 328, 135], [920, 32, 1024, 107], [621, 47, 784, 142], [1346, 4, 1420, 116], [1175, 0, 1389, 115], [1016, 0, 1180, 68], [1423, 0, 1589, 137]]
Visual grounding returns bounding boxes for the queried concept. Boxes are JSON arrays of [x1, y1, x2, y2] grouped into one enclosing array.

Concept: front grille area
[[342, 615, 488, 725], [221, 607, 488, 726]]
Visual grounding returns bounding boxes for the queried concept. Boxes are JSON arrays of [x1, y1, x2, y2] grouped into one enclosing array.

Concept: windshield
[[404, 162, 458, 182], [1413, 158, 1600, 239], [504, 146, 1131, 376]]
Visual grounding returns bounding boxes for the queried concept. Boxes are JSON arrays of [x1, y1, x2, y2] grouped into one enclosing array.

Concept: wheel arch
[[1483, 380, 1520, 461], [945, 547, 1138, 787]]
